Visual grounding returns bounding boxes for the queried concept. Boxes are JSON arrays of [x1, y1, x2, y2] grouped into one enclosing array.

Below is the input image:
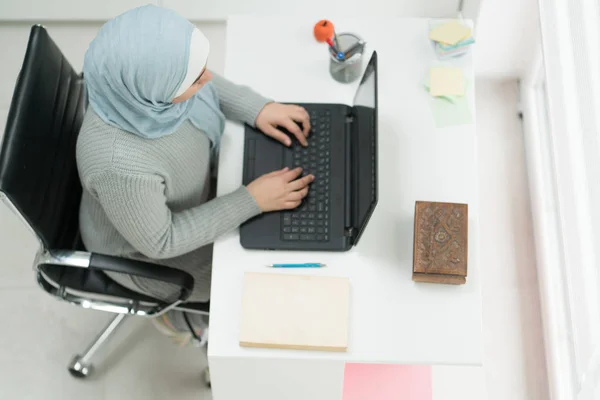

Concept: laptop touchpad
[[252, 134, 285, 178]]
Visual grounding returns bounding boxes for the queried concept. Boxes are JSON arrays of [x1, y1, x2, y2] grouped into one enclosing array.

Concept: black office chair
[[0, 25, 210, 379]]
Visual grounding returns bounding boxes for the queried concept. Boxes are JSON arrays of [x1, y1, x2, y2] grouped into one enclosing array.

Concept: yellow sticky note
[[429, 21, 471, 45], [429, 67, 465, 97]]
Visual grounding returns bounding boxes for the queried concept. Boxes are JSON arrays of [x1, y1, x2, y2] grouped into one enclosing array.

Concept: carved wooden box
[[413, 201, 468, 285]]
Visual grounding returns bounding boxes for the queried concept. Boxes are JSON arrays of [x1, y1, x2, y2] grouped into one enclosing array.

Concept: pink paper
[[343, 363, 432, 400]]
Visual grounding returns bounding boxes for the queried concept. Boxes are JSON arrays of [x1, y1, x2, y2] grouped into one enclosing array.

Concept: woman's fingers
[[292, 107, 311, 136], [287, 174, 314, 191], [282, 167, 303, 182], [283, 200, 302, 209], [281, 118, 308, 147], [265, 126, 292, 147], [263, 167, 289, 177], [287, 187, 309, 201]]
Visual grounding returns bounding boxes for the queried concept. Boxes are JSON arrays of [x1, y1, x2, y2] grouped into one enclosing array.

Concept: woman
[[77, 5, 313, 339]]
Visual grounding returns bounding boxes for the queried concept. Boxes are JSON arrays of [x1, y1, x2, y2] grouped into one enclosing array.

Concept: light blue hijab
[[83, 5, 225, 151]]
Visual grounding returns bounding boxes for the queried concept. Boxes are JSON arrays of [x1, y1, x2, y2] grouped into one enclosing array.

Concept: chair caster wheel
[[68, 355, 93, 378]]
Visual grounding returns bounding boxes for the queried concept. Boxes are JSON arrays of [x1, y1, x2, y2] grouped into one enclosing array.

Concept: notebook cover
[[239, 272, 350, 352], [413, 201, 468, 284]]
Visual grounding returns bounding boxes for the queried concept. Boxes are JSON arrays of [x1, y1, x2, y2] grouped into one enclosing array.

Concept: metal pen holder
[[329, 32, 364, 83]]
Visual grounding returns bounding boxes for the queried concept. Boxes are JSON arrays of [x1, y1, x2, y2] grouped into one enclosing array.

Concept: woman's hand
[[255, 103, 311, 147], [246, 167, 314, 212]]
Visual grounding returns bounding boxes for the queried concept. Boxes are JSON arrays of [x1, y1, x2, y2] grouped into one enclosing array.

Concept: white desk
[[209, 17, 482, 400]]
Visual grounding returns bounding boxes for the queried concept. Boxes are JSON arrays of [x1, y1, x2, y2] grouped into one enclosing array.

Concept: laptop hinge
[[343, 113, 354, 234]]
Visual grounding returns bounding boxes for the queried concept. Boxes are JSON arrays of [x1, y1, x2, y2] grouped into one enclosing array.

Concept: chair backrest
[[0, 25, 87, 250]]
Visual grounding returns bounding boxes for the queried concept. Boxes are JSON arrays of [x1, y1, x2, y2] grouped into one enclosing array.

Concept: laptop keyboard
[[282, 110, 331, 242]]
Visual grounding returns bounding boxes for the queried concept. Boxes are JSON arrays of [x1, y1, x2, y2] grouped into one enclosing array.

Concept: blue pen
[[328, 45, 345, 60], [326, 38, 345, 61], [269, 263, 326, 268]]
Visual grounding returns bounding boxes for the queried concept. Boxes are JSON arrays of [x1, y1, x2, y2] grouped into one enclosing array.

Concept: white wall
[[159, 0, 464, 20], [0, 23, 100, 111], [475, 0, 541, 79], [0, 1, 149, 21], [0, 0, 475, 21]]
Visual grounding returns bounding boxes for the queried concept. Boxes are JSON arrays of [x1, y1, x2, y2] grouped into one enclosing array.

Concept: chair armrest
[[89, 253, 194, 300], [36, 250, 194, 302]]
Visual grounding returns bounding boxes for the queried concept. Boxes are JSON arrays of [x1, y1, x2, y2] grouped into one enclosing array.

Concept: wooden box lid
[[413, 201, 468, 285]]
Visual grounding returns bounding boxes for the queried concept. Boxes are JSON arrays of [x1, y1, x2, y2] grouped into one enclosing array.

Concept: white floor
[[0, 80, 548, 399]]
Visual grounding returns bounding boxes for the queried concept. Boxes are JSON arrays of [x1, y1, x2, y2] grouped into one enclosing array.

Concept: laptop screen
[[353, 54, 376, 109], [351, 52, 378, 245]]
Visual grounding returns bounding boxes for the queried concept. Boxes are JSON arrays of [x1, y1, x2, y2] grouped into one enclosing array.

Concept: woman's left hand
[[255, 103, 311, 147]]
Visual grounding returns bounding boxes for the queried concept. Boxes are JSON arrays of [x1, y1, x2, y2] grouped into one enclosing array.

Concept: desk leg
[[209, 356, 345, 400]]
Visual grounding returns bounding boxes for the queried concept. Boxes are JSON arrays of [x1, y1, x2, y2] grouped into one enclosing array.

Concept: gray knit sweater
[[76, 73, 269, 302]]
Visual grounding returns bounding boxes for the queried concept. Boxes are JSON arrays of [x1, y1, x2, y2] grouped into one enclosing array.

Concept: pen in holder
[[329, 32, 364, 83]]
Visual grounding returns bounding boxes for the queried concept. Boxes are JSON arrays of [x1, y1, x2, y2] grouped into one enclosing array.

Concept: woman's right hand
[[246, 167, 314, 212]]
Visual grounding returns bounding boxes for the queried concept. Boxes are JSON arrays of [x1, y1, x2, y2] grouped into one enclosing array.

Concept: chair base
[[67, 311, 211, 380], [204, 366, 211, 387], [67, 313, 127, 379], [68, 355, 93, 378]]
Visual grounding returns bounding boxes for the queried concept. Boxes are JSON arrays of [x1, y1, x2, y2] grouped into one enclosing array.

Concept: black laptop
[[240, 51, 378, 251]]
